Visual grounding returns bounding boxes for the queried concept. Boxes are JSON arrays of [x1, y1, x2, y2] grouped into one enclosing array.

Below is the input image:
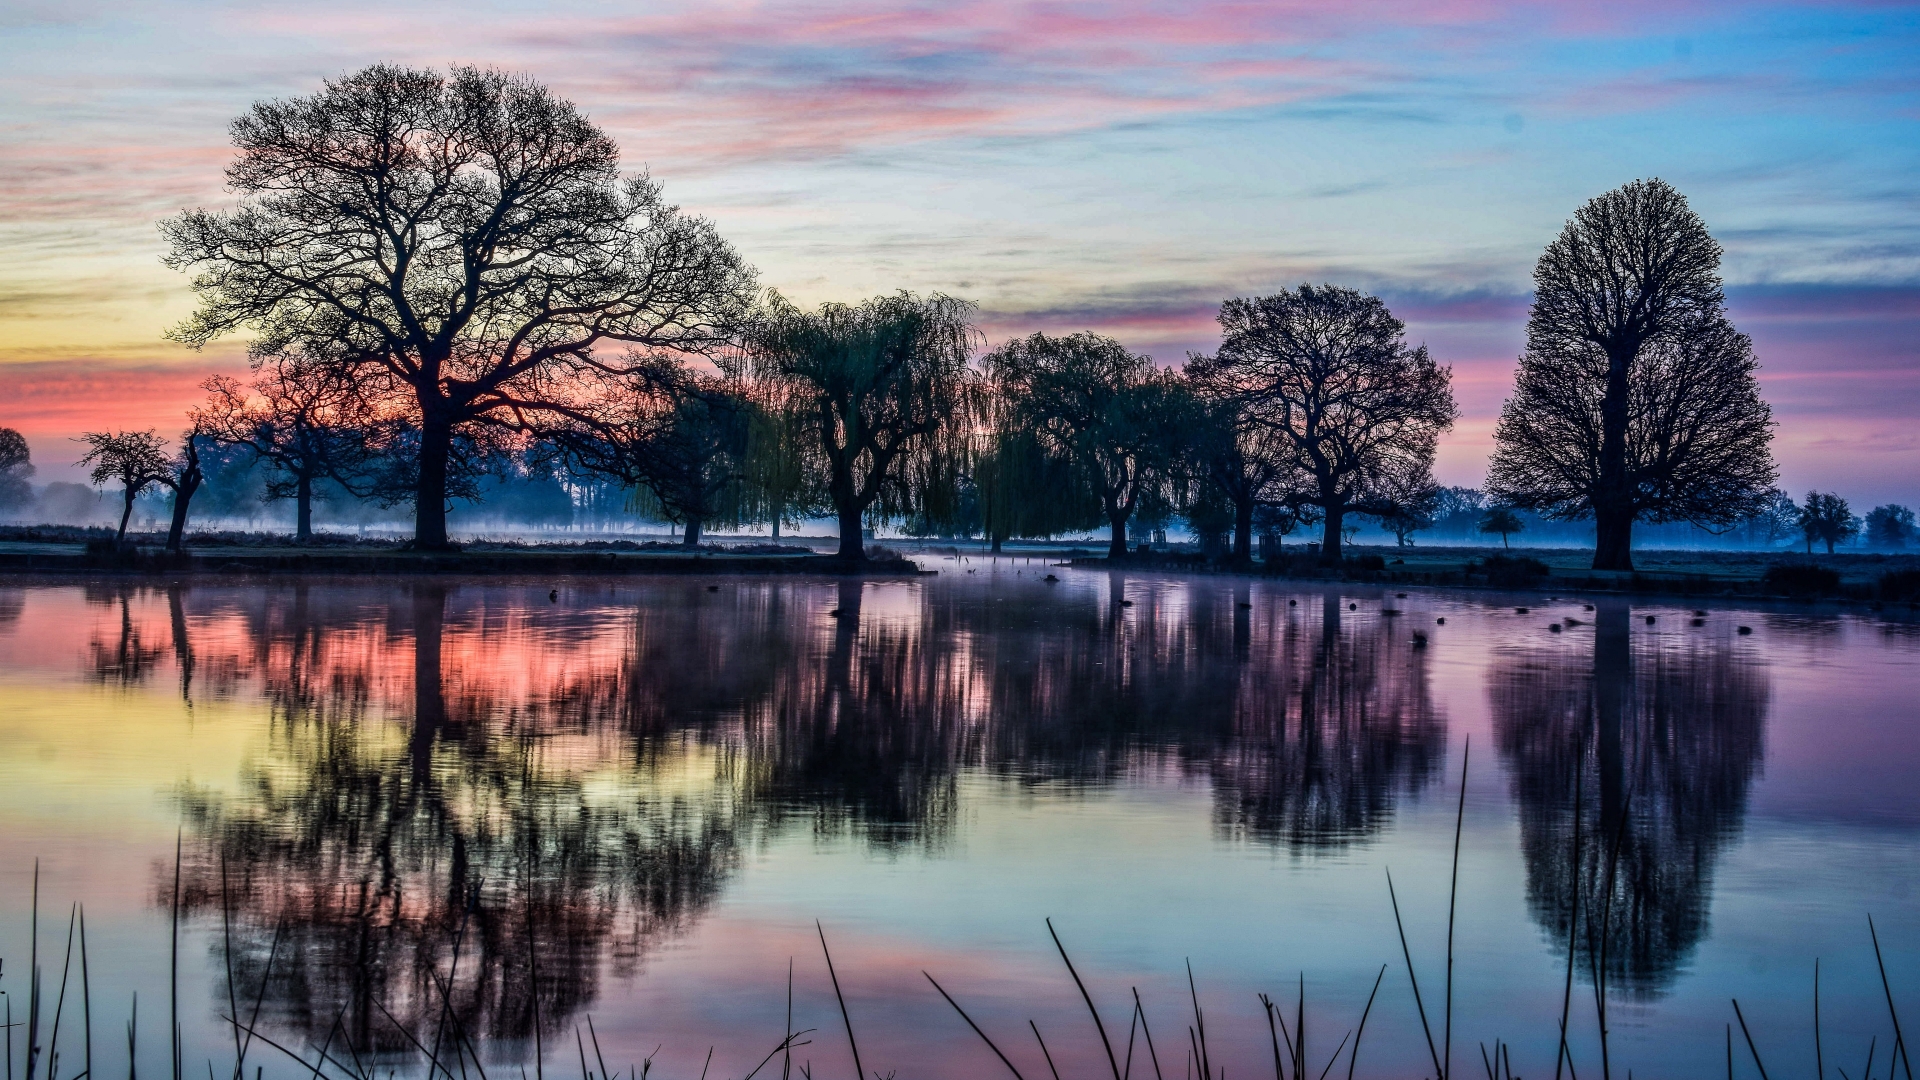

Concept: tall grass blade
[[1815, 959, 1824, 1080], [126, 994, 135, 1080], [815, 923, 865, 1080], [923, 973, 1027, 1080], [170, 834, 181, 1080], [46, 905, 75, 1080], [1259, 996, 1285, 1080], [1186, 961, 1210, 1080], [1555, 766, 1584, 1080], [1345, 966, 1385, 1080], [1731, 999, 1771, 1080], [1314, 1029, 1350, 1080], [1444, 738, 1470, 1080], [1047, 919, 1122, 1080], [80, 906, 92, 1080], [1132, 989, 1164, 1080], [1029, 1022, 1061, 1080], [1869, 916, 1912, 1080], [1387, 870, 1443, 1080]]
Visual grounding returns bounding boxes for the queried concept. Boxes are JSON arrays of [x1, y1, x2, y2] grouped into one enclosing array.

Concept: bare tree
[[1201, 285, 1455, 563], [162, 65, 756, 548], [740, 291, 977, 560], [1489, 179, 1775, 570], [1798, 491, 1860, 555], [158, 428, 209, 552], [1184, 361, 1302, 562], [194, 372, 375, 542], [547, 357, 753, 548], [0, 427, 33, 512], [987, 332, 1190, 560], [77, 430, 172, 541]]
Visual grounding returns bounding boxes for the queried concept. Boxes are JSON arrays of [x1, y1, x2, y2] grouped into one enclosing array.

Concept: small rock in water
[[1397, 593, 1408, 598], [1349, 603, 1358, 610], [828, 608, 843, 618], [707, 584, 720, 592], [1289, 599, 1298, 606], [1436, 617, 1446, 625], [1044, 574, 1059, 583], [1549, 623, 1562, 632], [1120, 599, 1134, 607], [549, 590, 558, 603], [1563, 617, 1581, 626], [1238, 602, 1252, 609], [1411, 631, 1428, 647], [1738, 625, 1753, 635], [1693, 610, 1708, 617], [1515, 607, 1529, 614], [1691, 618, 1705, 627], [1583, 604, 1594, 611], [1646, 615, 1657, 624]]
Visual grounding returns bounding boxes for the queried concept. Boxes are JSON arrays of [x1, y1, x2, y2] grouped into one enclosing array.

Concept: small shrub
[[1478, 553, 1550, 587], [1761, 562, 1840, 597], [1878, 569, 1920, 602], [1350, 554, 1386, 572]]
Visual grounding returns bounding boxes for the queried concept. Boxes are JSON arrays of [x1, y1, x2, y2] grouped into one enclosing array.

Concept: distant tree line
[[2, 66, 1910, 566]]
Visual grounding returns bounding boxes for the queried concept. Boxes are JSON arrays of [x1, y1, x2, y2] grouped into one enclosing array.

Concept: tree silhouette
[[1489, 179, 1775, 571], [1864, 504, 1915, 550], [1198, 285, 1456, 563], [1184, 365, 1302, 562], [987, 332, 1189, 560], [0, 427, 34, 512], [158, 427, 209, 553], [1491, 600, 1768, 996], [1479, 506, 1523, 550], [546, 357, 755, 547], [162, 65, 756, 548], [1798, 491, 1860, 554], [194, 372, 376, 542], [76, 429, 171, 540], [740, 292, 977, 559]]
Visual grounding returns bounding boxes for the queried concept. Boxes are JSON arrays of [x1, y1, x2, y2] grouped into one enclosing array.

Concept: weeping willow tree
[[972, 414, 1102, 552], [739, 291, 979, 559], [737, 379, 825, 541]]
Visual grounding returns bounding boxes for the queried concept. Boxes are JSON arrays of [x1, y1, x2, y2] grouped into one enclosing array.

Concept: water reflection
[[1491, 601, 1768, 996], [71, 577, 1455, 1045]]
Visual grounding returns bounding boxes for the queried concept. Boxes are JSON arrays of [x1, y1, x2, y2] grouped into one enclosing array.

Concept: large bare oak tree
[[1489, 179, 1774, 570], [1198, 285, 1455, 563], [163, 65, 756, 547]]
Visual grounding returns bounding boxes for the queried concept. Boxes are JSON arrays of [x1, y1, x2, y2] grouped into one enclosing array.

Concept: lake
[[2, 566, 1917, 1080]]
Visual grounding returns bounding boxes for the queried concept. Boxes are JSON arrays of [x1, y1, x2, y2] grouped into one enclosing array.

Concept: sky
[[1, 0, 1917, 501]]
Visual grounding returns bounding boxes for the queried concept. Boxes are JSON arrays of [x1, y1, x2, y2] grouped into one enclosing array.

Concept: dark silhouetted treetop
[[1865, 504, 1915, 550], [987, 331, 1190, 561], [77, 429, 173, 541], [739, 291, 978, 560], [1489, 179, 1774, 571], [0, 427, 33, 511], [544, 354, 755, 548], [1797, 490, 1859, 555], [161, 64, 757, 548], [194, 370, 378, 542], [1196, 284, 1455, 563], [1184, 358, 1307, 562]]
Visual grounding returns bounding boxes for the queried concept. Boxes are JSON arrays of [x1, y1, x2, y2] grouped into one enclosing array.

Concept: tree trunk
[[771, 516, 781, 542], [1233, 496, 1254, 564], [991, 535, 1003, 554], [117, 487, 136, 542], [165, 478, 198, 553], [1594, 509, 1634, 571], [1320, 503, 1345, 564], [1825, 536, 1836, 555], [1502, 531, 1511, 551], [1593, 347, 1635, 571], [415, 414, 453, 550], [1108, 513, 1129, 561], [683, 518, 703, 549], [835, 499, 865, 560], [410, 584, 447, 785], [295, 472, 313, 544]]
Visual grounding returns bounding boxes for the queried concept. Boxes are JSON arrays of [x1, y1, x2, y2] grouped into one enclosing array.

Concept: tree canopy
[[1196, 285, 1455, 562], [162, 64, 756, 547], [740, 291, 977, 559], [1489, 179, 1775, 570]]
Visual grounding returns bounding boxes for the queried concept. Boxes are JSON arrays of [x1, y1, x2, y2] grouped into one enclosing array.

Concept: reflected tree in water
[[1492, 601, 1767, 996], [170, 582, 742, 1055]]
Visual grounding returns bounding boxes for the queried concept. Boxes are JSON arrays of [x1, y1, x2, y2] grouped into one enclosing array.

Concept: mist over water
[[1, 569, 1916, 1079]]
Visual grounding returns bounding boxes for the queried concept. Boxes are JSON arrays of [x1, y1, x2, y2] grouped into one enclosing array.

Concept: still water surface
[[1, 568, 1917, 1079]]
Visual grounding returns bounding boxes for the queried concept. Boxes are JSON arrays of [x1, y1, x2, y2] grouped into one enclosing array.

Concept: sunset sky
[[2, 0, 1916, 500]]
